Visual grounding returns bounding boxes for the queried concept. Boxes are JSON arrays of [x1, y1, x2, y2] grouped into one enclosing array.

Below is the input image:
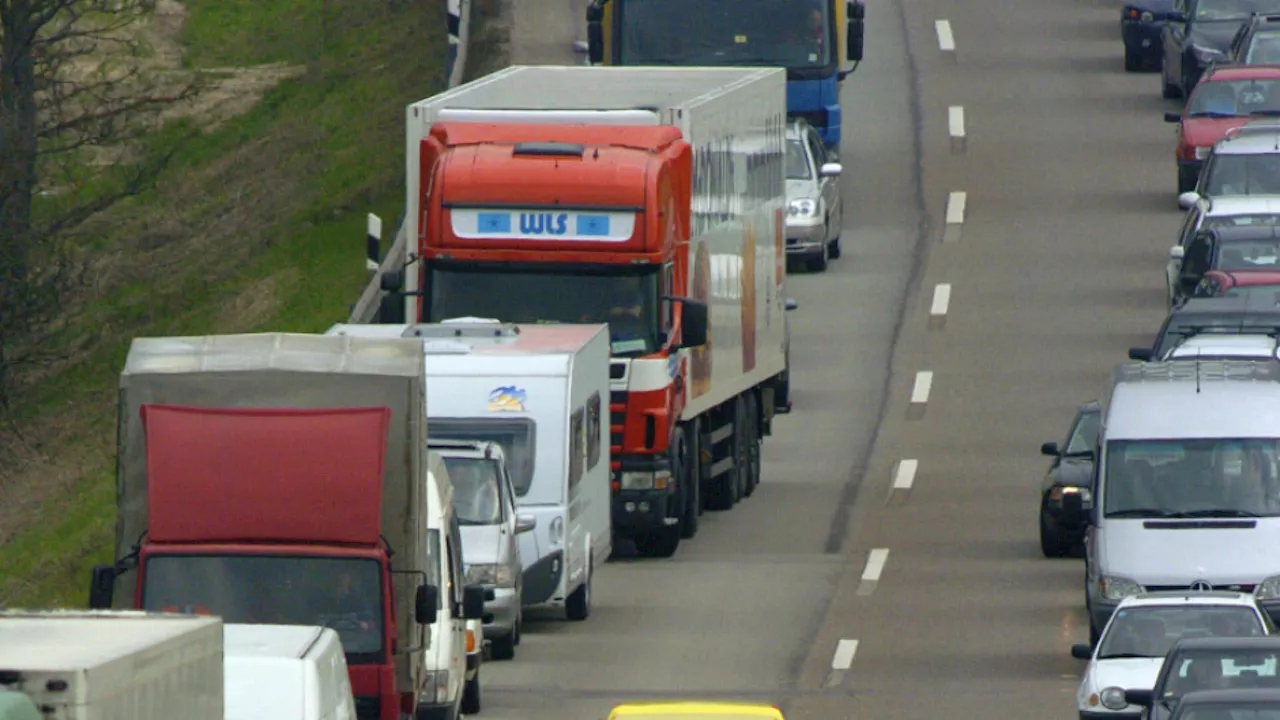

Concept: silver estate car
[[785, 118, 844, 273]]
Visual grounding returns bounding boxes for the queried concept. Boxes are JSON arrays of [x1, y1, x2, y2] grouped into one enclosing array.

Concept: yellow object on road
[[606, 701, 785, 720]]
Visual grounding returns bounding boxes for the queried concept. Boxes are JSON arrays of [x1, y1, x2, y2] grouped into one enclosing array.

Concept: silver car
[[785, 118, 844, 273], [430, 438, 534, 661]]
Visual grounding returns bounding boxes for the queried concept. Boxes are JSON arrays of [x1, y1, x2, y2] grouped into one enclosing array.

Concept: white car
[[1166, 194, 1280, 308], [785, 118, 843, 273], [1071, 591, 1273, 719], [1161, 333, 1280, 361]]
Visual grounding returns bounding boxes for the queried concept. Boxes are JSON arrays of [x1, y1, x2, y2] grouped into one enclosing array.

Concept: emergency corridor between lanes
[[478, 0, 1179, 715]]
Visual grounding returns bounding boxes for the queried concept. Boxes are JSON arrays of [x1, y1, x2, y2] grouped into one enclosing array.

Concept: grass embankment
[[0, 0, 475, 607]]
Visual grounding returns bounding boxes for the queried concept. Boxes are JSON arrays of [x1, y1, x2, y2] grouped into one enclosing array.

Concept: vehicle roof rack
[[403, 320, 520, 339], [1113, 358, 1280, 386], [1167, 324, 1280, 338]]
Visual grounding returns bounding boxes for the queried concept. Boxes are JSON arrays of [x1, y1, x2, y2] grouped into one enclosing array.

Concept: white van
[[1085, 359, 1280, 645], [326, 320, 613, 622], [421, 452, 487, 720], [223, 624, 355, 720]]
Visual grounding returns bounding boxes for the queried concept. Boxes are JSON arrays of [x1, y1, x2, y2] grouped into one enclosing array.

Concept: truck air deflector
[[436, 108, 661, 126], [140, 404, 391, 545]]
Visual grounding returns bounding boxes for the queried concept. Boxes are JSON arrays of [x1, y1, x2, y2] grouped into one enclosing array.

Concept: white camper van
[[422, 452, 483, 719], [326, 319, 612, 621], [223, 624, 356, 720]]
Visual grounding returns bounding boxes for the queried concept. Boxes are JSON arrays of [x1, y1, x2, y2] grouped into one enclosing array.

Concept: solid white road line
[[910, 371, 933, 404], [862, 548, 890, 581], [935, 20, 955, 52], [832, 639, 859, 670], [930, 284, 951, 317], [948, 106, 965, 138], [945, 191, 966, 224], [893, 459, 919, 490]]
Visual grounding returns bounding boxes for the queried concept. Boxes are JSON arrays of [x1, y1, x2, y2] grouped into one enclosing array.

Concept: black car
[[1129, 291, 1280, 360], [1038, 401, 1100, 557], [1161, 0, 1280, 99], [1169, 688, 1280, 719], [1227, 12, 1280, 64], [1124, 636, 1280, 720], [1170, 225, 1280, 305]]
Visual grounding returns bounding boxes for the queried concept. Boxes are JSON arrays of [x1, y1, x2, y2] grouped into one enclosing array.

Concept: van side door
[[445, 514, 468, 701]]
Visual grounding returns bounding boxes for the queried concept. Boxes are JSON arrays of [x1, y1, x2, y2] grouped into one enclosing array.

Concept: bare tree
[[0, 0, 200, 402]]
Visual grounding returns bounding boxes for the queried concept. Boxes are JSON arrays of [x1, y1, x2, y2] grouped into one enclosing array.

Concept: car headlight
[[465, 563, 512, 587], [788, 198, 818, 217], [619, 470, 671, 491], [1100, 686, 1128, 711], [1141, 10, 1154, 20], [1049, 485, 1092, 503], [1255, 575, 1280, 600], [1100, 575, 1143, 601]]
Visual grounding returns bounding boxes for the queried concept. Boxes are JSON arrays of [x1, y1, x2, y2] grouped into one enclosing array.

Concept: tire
[[828, 234, 842, 259], [734, 399, 750, 501], [513, 615, 521, 646], [461, 671, 481, 715], [774, 352, 791, 413], [806, 244, 829, 272], [1178, 165, 1198, 195], [490, 632, 515, 661], [679, 423, 700, 539], [743, 394, 761, 497], [565, 558, 591, 621], [1039, 510, 1070, 558], [634, 527, 681, 558], [706, 415, 740, 511]]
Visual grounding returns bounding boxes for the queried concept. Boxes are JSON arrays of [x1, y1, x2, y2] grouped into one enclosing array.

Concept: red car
[[1194, 268, 1280, 298], [1165, 64, 1280, 194]]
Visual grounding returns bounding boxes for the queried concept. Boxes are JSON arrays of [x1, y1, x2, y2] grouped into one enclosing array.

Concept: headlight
[[1255, 575, 1280, 600], [465, 563, 512, 587], [788, 198, 818, 217], [1049, 485, 1092, 503], [1100, 575, 1143, 600], [1100, 686, 1128, 711], [619, 470, 671, 491], [1141, 10, 1154, 20]]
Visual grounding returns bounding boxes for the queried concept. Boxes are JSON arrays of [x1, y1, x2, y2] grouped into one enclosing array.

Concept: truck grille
[[610, 390, 626, 451], [1144, 584, 1256, 593], [354, 695, 380, 720]]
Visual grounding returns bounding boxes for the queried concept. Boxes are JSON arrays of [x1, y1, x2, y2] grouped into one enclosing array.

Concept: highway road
[[480, 0, 1180, 716]]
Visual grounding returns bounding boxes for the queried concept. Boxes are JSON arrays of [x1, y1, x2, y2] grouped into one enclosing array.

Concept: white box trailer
[[382, 66, 794, 557], [326, 320, 612, 622], [0, 610, 222, 720]]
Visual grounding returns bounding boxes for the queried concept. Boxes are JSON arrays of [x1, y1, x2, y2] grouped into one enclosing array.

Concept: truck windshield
[[427, 263, 662, 357], [141, 555, 385, 663], [442, 456, 505, 525], [1103, 438, 1280, 518], [616, 0, 832, 70]]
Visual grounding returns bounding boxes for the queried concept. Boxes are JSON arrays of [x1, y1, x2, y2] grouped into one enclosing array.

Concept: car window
[[807, 130, 826, 166], [1196, 0, 1280, 22], [1162, 647, 1280, 700], [1186, 233, 1213, 275], [1099, 605, 1266, 660], [1218, 239, 1280, 270], [1249, 31, 1280, 63], [786, 139, 812, 179], [1205, 153, 1280, 196], [1205, 214, 1280, 228], [1065, 410, 1100, 455]]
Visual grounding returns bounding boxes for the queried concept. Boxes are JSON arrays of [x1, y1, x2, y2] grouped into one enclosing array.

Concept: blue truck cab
[[583, 0, 865, 154]]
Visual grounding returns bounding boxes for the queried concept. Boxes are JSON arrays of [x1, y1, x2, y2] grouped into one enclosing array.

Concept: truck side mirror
[[378, 293, 406, 324], [416, 584, 439, 625], [379, 269, 404, 293], [1124, 689, 1154, 708], [848, 1, 866, 63], [462, 585, 487, 620], [88, 564, 116, 610], [586, 2, 605, 65], [679, 300, 709, 348], [515, 513, 537, 534]]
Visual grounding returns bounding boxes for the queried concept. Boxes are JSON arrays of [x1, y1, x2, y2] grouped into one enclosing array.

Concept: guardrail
[[346, 0, 472, 325]]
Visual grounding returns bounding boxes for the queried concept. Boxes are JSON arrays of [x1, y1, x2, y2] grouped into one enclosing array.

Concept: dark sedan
[[1125, 0, 1176, 71], [1169, 688, 1280, 719], [1161, 0, 1280, 100], [1124, 637, 1280, 720], [1129, 291, 1280, 360], [1039, 402, 1101, 557]]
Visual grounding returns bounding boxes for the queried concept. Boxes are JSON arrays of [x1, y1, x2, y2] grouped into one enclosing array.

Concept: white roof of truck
[[224, 624, 328, 659], [0, 610, 222, 667]]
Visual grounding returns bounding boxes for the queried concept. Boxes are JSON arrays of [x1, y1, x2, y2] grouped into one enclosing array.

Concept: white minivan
[[421, 452, 487, 720], [223, 624, 356, 720]]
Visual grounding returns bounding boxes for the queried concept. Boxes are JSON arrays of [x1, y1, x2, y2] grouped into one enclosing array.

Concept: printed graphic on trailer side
[[489, 386, 527, 412]]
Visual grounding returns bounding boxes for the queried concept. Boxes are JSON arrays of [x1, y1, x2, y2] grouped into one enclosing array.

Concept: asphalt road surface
[[482, 0, 1180, 715]]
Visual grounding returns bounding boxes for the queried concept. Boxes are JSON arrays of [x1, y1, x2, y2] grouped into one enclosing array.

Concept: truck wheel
[[566, 558, 591, 621], [490, 631, 516, 660], [634, 527, 681, 558], [734, 398, 751, 500], [461, 669, 481, 714], [679, 424, 700, 539], [743, 393, 761, 497]]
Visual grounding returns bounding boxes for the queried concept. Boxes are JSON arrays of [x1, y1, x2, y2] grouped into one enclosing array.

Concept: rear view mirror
[[679, 300, 709, 348], [1179, 191, 1199, 209], [847, 1, 865, 62], [462, 585, 487, 620], [88, 565, 116, 610], [1129, 347, 1154, 361], [1164, 112, 1182, 123], [1041, 442, 1060, 456], [1071, 643, 1093, 660], [1170, 245, 1185, 260], [515, 513, 537, 534], [820, 162, 843, 177], [416, 584, 439, 625]]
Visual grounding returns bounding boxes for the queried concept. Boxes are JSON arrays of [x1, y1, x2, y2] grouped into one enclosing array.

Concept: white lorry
[[0, 610, 223, 720], [366, 66, 795, 558], [326, 320, 613, 621]]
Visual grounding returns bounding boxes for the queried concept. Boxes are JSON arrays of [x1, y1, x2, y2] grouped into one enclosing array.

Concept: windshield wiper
[[1108, 508, 1178, 518], [1173, 508, 1261, 518], [1252, 109, 1280, 117], [1188, 111, 1239, 118], [1098, 652, 1155, 659]]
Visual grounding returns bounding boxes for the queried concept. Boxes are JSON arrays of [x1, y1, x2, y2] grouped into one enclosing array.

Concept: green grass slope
[[0, 0, 466, 608]]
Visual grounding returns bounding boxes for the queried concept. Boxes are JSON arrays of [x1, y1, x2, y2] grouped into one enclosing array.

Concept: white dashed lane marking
[[935, 19, 955, 52]]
